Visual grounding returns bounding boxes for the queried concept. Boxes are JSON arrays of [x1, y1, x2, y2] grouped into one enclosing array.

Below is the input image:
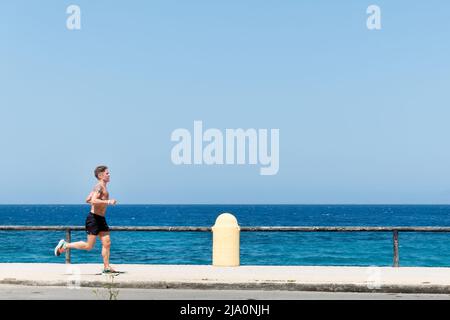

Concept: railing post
[[393, 230, 399, 267], [212, 213, 240, 267], [65, 228, 71, 264]]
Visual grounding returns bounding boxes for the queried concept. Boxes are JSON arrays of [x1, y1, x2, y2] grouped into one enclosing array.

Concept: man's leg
[[66, 235, 97, 250], [99, 231, 112, 270]]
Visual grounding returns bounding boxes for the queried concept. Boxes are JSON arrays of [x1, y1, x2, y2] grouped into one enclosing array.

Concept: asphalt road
[[1, 285, 450, 300]]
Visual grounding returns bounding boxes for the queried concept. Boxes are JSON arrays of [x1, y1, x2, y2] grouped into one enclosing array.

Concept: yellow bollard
[[212, 213, 240, 267]]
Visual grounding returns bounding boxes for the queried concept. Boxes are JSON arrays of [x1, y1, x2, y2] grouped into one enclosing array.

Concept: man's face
[[100, 169, 111, 182]]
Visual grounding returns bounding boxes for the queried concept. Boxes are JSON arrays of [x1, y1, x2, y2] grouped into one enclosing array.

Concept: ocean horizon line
[[0, 203, 449, 206], [0, 203, 450, 207]]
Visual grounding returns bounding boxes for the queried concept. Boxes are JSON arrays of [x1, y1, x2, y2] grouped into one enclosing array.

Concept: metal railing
[[2, 225, 450, 266]]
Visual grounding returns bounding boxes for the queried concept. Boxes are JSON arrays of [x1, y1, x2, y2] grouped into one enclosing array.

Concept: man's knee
[[102, 240, 111, 249]]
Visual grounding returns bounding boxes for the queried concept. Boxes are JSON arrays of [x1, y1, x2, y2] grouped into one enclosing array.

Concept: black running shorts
[[85, 212, 110, 235]]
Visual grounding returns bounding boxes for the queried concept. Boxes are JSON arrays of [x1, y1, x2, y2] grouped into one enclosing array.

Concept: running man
[[54, 165, 118, 274]]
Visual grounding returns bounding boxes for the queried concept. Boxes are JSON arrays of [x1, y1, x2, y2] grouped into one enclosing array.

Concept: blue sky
[[1, 1, 450, 204]]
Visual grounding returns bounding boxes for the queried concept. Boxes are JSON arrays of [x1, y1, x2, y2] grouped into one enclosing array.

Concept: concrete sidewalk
[[1, 263, 450, 293]]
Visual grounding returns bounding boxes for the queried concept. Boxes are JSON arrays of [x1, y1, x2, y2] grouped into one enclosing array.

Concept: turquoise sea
[[1, 205, 450, 266]]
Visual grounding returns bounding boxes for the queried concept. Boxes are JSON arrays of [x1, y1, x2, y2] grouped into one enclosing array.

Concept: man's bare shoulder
[[93, 184, 104, 194]]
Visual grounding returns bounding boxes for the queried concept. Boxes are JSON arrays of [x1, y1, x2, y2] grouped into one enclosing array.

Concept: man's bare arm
[[89, 185, 117, 205], [85, 191, 94, 204]]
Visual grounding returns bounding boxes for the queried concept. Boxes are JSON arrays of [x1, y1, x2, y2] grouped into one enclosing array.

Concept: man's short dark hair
[[94, 165, 108, 179]]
